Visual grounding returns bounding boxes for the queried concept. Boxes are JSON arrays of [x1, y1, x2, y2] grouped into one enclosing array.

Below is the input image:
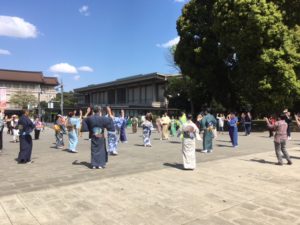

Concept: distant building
[[74, 72, 180, 115], [0, 69, 59, 111]]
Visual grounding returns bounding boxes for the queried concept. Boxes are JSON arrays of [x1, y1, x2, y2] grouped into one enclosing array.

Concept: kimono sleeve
[[81, 118, 90, 132], [104, 117, 115, 132]]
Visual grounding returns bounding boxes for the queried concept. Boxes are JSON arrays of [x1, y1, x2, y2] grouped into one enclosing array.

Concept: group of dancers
[[0, 106, 297, 170]]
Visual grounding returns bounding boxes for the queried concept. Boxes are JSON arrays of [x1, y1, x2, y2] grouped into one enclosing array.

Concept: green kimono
[[201, 114, 217, 152]]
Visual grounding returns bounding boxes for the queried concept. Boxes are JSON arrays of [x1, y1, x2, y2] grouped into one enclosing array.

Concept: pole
[[38, 91, 41, 117], [60, 79, 64, 115]]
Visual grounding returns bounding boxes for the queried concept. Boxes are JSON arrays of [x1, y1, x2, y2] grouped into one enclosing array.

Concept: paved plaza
[[1, 128, 300, 224]]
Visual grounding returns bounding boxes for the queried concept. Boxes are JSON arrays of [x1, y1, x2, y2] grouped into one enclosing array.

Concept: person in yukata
[[266, 114, 292, 166], [227, 112, 238, 148], [201, 108, 217, 153], [17, 109, 35, 164], [244, 112, 252, 136], [119, 109, 128, 143], [82, 106, 115, 169], [142, 113, 153, 147], [66, 111, 82, 153], [180, 114, 199, 170], [107, 110, 119, 155]]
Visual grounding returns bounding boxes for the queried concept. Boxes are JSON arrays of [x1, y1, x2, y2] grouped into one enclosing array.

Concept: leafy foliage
[[175, 0, 300, 113], [10, 91, 38, 108]]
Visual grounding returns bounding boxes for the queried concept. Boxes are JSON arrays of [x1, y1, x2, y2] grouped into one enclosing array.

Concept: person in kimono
[[17, 109, 35, 164], [82, 106, 115, 169], [142, 113, 153, 147], [66, 111, 82, 153], [180, 114, 199, 170], [107, 111, 119, 155], [131, 116, 138, 133], [244, 112, 252, 136], [227, 112, 238, 148], [201, 109, 217, 153], [155, 116, 162, 134], [119, 109, 128, 143], [161, 112, 171, 140], [54, 114, 65, 149], [266, 114, 292, 165], [33, 117, 43, 140], [11, 115, 19, 143], [170, 116, 178, 137]]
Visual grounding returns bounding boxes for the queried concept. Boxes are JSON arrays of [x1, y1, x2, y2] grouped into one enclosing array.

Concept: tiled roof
[[0, 69, 59, 86]]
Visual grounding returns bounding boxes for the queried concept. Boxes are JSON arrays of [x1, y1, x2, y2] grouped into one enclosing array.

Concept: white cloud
[[78, 66, 93, 72], [74, 75, 80, 81], [49, 63, 78, 74], [156, 36, 180, 48], [174, 0, 185, 2], [79, 5, 90, 16], [53, 74, 60, 78], [0, 15, 38, 38], [0, 49, 11, 55]]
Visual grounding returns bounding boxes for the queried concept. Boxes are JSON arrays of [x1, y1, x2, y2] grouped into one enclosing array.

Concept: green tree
[[54, 91, 77, 108], [175, 0, 300, 113], [10, 92, 38, 108]]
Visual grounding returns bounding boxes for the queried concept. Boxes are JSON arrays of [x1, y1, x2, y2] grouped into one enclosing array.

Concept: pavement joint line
[[16, 195, 42, 225], [0, 200, 13, 225]]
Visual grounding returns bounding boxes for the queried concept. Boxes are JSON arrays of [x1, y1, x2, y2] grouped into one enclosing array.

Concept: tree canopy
[[175, 0, 300, 114], [10, 92, 38, 108]]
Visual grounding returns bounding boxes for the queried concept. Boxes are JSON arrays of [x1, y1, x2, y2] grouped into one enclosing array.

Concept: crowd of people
[[0, 106, 298, 170]]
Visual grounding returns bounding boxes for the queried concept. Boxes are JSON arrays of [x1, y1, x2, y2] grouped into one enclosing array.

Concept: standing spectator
[[180, 114, 199, 170], [244, 112, 252, 136], [265, 114, 292, 165], [81, 106, 115, 169], [34, 117, 43, 140], [11, 115, 19, 143], [142, 113, 153, 147], [0, 109, 4, 152], [227, 112, 239, 148], [283, 109, 292, 140], [201, 109, 217, 153], [17, 109, 35, 164]]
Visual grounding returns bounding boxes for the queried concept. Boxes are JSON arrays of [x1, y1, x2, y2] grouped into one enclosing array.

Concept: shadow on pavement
[[169, 141, 181, 144], [163, 163, 184, 170], [217, 144, 233, 148], [290, 156, 300, 160], [245, 158, 276, 165], [72, 160, 91, 168], [134, 144, 145, 147]]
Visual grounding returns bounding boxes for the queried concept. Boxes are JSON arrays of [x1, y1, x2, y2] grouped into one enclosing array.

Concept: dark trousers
[[34, 129, 41, 139], [0, 127, 3, 150], [287, 126, 291, 137], [245, 123, 251, 135], [269, 129, 274, 137]]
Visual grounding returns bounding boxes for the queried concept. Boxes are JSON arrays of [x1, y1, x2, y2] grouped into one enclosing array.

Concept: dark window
[[108, 90, 115, 104]]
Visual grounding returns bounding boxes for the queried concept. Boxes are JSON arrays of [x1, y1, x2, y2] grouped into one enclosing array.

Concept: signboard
[[0, 87, 7, 109]]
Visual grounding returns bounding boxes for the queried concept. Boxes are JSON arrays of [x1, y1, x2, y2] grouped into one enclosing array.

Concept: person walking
[[265, 114, 292, 166], [180, 114, 199, 170], [17, 109, 35, 164], [201, 109, 217, 153], [227, 112, 238, 148], [82, 106, 115, 169], [33, 117, 43, 140], [142, 113, 153, 147]]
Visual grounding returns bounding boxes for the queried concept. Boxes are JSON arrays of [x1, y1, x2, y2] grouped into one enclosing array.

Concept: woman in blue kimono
[[82, 106, 115, 169], [66, 111, 82, 153], [119, 109, 128, 143], [17, 109, 35, 164], [142, 113, 153, 147], [227, 112, 238, 147], [200, 109, 217, 153], [107, 111, 119, 155]]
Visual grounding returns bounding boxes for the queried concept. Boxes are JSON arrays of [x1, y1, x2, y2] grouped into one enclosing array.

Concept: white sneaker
[[201, 149, 208, 153]]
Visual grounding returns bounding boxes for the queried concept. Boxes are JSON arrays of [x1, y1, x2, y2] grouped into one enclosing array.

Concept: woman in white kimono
[[181, 114, 199, 170]]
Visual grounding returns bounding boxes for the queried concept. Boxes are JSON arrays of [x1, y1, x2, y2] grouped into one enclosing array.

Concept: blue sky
[[0, 0, 187, 91]]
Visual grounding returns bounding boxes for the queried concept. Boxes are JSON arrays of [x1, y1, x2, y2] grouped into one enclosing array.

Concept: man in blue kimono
[[82, 106, 115, 169], [201, 109, 217, 153], [17, 109, 35, 163]]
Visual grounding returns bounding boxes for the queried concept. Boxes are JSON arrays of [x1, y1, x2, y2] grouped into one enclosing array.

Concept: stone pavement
[[0, 128, 300, 224]]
